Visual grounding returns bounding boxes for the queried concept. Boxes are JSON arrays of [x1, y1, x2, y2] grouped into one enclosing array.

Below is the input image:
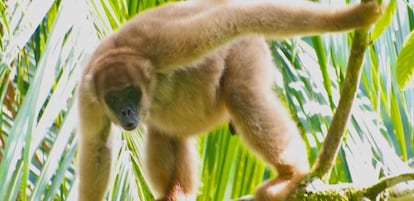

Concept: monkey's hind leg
[[226, 90, 309, 201], [223, 38, 309, 201], [226, 84, 309, 201], [144, 127, 199, 201]]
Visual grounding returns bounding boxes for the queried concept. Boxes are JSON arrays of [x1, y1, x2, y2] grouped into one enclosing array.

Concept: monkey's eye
[[126, 86, 141, 100], [105, 94, 118, 105]]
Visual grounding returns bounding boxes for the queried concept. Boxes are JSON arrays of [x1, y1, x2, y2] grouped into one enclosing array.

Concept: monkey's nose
[[121, 108, 133, 116]]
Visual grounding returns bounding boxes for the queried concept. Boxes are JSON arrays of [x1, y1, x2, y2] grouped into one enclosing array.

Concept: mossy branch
[[234, 172, 414, 201]]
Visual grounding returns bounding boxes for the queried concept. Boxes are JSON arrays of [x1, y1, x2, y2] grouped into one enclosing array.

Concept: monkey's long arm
[[77, 82, 113, 201], [117, 0, 381, 71]]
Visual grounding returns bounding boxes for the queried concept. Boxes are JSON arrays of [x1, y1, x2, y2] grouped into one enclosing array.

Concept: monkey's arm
[[125, 0, 381, 70], [77, 82, 113, 201]]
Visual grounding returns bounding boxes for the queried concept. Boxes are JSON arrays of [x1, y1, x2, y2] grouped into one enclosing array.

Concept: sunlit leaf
[[396, 30, 414, 89], [371, 0, 396, 41]]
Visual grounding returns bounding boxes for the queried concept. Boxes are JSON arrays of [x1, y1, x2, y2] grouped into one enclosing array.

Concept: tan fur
[[77, 0, 382, 200]]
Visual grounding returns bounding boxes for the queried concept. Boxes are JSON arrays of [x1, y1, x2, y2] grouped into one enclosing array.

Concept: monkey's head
[[88, 48, 156, 131]]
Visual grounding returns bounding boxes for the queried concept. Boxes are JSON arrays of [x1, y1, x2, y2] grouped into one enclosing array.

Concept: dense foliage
[[0, 0, 413, 200]]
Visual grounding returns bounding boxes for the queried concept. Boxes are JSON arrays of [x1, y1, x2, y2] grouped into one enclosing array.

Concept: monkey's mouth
[[122, 122, 138, 131]]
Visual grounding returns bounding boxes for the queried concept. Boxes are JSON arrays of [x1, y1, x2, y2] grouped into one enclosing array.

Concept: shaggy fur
[[77, 0, 382, 200]]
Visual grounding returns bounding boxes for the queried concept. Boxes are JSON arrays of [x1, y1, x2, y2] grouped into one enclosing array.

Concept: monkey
[[76, 0, 382, 200]]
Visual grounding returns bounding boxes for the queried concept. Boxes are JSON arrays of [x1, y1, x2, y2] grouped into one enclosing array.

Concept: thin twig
[[363, 172, 414, 199]]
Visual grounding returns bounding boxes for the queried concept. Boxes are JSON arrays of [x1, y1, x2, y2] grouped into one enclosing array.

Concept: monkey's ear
[[78, 68, 100, 102], [140, 59, 155, 82], [137, 59, 157, 94]]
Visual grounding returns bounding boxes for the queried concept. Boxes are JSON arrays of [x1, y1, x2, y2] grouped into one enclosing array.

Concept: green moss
[[288, 184, 365, 201], [290, 189, 348, 201]]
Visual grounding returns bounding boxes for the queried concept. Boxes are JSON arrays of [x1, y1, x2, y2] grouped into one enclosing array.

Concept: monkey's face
[[95, 68, 154, 131], [104, 85, 141, 130], [91, 53, 155, 131]]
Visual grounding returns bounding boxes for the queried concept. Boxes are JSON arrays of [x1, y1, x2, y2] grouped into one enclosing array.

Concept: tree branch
[[310, 19, 371, 180], [234, 173, 414, 201]]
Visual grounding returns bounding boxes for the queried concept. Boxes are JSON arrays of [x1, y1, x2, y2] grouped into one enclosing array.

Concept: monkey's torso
[[147, 37, 275, 137], [148, 47, 230, 136]]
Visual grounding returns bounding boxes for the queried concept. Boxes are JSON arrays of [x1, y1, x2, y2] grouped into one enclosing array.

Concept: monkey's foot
[[155, 184, 196, 201], [255, 175, 304, 201]]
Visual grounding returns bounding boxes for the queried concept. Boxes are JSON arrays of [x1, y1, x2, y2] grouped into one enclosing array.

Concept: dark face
[[104, 86, 141, 131]]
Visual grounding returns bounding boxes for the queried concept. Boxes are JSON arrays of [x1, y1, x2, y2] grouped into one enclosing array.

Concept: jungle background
[[0, 0, 413, 200]]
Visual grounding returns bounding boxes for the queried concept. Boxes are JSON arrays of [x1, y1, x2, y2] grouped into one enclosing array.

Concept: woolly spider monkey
[[77, 0, 382, 200]]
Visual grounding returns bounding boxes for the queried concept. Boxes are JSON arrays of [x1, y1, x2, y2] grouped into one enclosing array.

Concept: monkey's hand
[[351, 0, 385, 28]]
